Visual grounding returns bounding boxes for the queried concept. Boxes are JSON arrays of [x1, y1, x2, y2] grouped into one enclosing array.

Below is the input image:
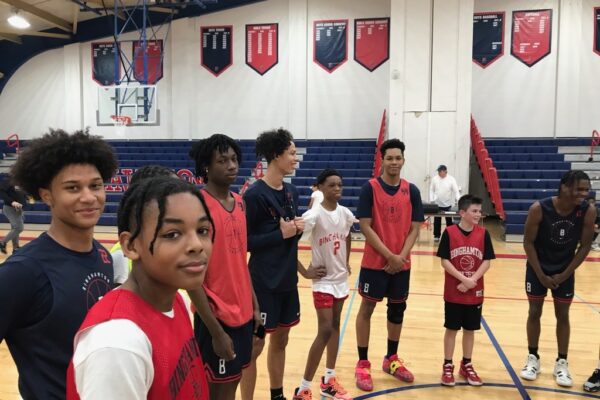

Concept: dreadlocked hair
[[558, 170, 590, 196], [189, 134, 242, 183], [117, 176, 215, 254], [255, 128, 293, 163], [130, 165, 176, 185], [11, 128, 118, 200]]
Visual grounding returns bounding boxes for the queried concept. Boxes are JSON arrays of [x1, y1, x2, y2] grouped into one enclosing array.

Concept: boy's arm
[[346, 231, 352, 274], [186, 288, 235, 361], [441, 258, 476, 287], [523, 201, 557, 289], [245, 193, 285, 251], [398, 221, 421, 264], [470, 259, 491, 282], [359, 218, 401, 269]]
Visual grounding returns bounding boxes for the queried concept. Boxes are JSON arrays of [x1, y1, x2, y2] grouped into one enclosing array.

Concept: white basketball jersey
[[302, 204, 355, 297]]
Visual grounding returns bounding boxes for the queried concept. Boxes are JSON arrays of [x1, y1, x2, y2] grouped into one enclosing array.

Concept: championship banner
[[354, 18, 389, 72], [246, 23, 278, 75], [201, 26, 233, 77], [472, 12, 504, 68], [133, 40, 163, 84], [594, 8, 600, 56], [511, 9, 552, 67], [92, 42, 119, 85], [313, 19, 348, 73]]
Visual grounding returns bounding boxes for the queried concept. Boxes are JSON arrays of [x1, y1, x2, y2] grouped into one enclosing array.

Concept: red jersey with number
[[66, 290, 208, 400], [201, 190, 253, 327], [361, 178, 413, 270], [444, 224, 485, 305]]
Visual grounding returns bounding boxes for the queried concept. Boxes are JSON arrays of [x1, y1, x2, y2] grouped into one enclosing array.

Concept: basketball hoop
[[111, 115, 132, 127], [590, 129, 600, 162]]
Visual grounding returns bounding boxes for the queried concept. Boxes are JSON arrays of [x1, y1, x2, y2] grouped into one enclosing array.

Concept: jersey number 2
[[333, 240, 340, 255]]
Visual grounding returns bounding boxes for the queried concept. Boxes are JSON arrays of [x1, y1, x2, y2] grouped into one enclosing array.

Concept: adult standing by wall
[[0, 174, 27, 254], [429, 165, 460, 242]]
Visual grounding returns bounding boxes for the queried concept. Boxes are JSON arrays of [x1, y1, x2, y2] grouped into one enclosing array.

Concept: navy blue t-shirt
[[244, 179, 300, 293], [357, 177, 425, 221], [0, 233, 113, 399]]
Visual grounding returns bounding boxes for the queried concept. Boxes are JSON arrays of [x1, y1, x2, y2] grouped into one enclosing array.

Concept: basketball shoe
[[459, 361, 483, 386], [320, 377, 352, 400], [584, 369, 600, 392], [520, 354, 540, 381], [382, 354, 414, 382], [354, 360, 373, 391], [553, 358, 573, 387], [292, 388, 312, 400], [440, 363, 455, 386]]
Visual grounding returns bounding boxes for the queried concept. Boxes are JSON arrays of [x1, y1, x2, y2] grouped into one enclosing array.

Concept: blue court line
[[481, 316, 531, 399], [338, 276, 359, 349], [575, 293, 600, 315], [353, 382, 600, 399]]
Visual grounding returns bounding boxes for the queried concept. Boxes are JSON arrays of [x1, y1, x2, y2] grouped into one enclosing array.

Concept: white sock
[[299, 378, 312, 392], [324, 368, 335, 384]]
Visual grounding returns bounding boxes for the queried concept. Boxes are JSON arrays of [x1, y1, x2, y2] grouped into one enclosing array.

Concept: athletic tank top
[[445, 224, 485, 304], [66, 290, 208, 400], [201, 189, 253, 327], [361, 178, 412, 270], [532, 197, 589, 273]]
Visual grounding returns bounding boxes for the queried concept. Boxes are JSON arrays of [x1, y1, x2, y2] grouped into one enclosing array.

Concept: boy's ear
[[119, 231, 141, 261], [39, 187, 52, 207]]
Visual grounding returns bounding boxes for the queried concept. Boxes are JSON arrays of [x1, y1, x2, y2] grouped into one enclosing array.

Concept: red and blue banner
[[594, 7, 600, 56], [511, 9, 552, 67], [472, 12, 504, 68], [92, 42, 119, 85], [133, 40, 163, 84], [201, 26, 233, 77], [246, 23, 278, 75], [313, 19, 348, 73], [354, 18, 389, 72]]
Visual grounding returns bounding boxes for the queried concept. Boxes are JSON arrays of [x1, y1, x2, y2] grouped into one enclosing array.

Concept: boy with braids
[[0, 129, 118, 399], [188, 134, 261, 400], [521, 170, 596, 387], [241, 128, 325, 400]]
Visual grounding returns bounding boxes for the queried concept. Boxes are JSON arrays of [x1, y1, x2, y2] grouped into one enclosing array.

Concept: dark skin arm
[[346, 231, 352, 275], [523, 202, 557, 289]]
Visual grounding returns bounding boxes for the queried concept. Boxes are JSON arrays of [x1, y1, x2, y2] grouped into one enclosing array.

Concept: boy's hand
[[457, 283, 468, 293], [304, 263, 326, 279], [293, 217, 305, 233], [384, 254, 404, 274], [346, 263, 352, 276], [212, 331, 236, 361], [280, 218, 297, 239], [462, 277, 477, 289]]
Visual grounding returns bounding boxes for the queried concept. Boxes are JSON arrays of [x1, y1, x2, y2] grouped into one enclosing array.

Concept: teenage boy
[[520, 170, 595, 387], [241, 128, 325, 400], [0, 129, 118, 399], [354, 138, 424, 391]]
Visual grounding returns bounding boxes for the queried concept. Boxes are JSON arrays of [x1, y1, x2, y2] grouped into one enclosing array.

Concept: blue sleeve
[[0, 259, 49, 342], [409, 183, 425, 222], [357, 182, 374, 219], [244, 188, 284, 252]]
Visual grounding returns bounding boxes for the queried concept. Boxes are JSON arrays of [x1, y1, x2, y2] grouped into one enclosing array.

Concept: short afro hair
[[380, 139, 405, 158], [130, 165, 176, 185], [189, 134, 242, 183], [255, 128, 293, 163], [316, 168, 342, 185], [11, 128, 118, 200]]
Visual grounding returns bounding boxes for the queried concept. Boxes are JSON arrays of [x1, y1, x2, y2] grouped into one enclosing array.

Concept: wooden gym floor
[[1, 220, 600, 400]]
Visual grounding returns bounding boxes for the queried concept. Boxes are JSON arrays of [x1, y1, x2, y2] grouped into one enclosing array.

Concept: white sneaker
[[592, 244, 600, 251], [520, 354, 540, 381], [553, 358, 573, 387]]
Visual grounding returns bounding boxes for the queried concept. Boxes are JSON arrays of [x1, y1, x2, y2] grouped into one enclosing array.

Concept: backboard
[[97, 84, 159, 126]]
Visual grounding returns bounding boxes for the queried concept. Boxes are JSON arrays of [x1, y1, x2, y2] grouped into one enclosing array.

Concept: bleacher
[[483, 137, 597, 239], [3, 139, 376, 227]]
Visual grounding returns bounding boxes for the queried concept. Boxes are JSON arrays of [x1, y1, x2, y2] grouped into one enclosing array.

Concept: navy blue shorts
[[255, 288, 300, 332], [358, 267, 410, 303], [444, 301, 482, 331], [194, 316, 254, 383], [525, 265, 574, 303]]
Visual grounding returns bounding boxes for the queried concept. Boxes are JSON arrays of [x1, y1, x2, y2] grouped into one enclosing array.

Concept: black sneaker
[[0, 242, 7, 254], [584, 369, 600, 392]]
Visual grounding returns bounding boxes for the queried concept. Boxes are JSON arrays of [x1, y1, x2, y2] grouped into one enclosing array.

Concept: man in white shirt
[[430, 165, 460, 241]]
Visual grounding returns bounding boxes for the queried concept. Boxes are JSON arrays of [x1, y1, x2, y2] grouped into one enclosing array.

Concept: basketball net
[[590, 130, 600, 162], [111, 115, 132, 137]]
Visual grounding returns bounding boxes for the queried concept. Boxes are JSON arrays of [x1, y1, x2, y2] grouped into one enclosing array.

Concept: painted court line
[[338, 275, 359, 350]]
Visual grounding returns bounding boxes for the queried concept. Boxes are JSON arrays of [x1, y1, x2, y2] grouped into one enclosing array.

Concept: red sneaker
[[355, 360, 373, 391], [459, 361, 483, 386], [382, 354, 414, 383], [441, 363, 455, 386], [293, 387, 312, 400], [320, 376, 352, 400]]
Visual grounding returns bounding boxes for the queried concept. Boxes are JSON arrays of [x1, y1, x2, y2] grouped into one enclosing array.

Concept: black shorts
[[194, 316, 254, 383], [358, 267, 410, 303], [255, 288, 300, 332], [444, 302, 482, 331], [525, 265, 575, 303]]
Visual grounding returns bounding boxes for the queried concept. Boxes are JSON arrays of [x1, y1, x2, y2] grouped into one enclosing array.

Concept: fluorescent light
[[8, 14, 30, 29]]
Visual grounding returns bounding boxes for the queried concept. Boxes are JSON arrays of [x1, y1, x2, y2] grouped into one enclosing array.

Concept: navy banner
[[133, 40, 163, 84], [201, 26, 233, 76], [511, 9, 552, 67], [246, 23, 278, 75], [595, 7, 600, 56], [354, 18, 389, 72], [92, 42, 119, 85], [472, 12, 504, 68], [313, 19, 348, 73]]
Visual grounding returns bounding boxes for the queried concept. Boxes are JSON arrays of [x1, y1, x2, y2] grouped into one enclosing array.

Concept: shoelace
[[330, 379, 347, 395], [443, 366, 454, 377], [464, 365, 479, 378]]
